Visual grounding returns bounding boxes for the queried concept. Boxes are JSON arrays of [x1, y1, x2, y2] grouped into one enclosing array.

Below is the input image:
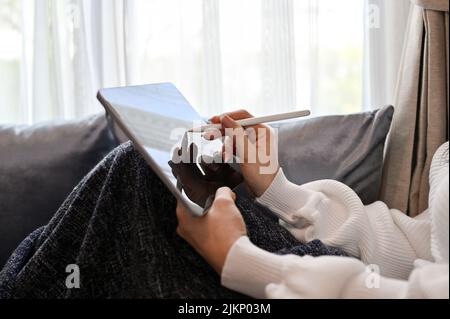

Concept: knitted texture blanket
[[0, 142, 345, 299]]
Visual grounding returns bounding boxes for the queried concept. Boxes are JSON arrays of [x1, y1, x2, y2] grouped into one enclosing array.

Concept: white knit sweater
[[221, 142, 449, 299]]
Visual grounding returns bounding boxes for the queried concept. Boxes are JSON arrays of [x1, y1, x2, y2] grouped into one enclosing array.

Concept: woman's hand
[[176, 187, 246, 274], [207, 110, 279, 197]]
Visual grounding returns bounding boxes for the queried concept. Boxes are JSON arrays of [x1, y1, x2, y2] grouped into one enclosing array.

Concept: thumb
[[215, 187, 237, 202]]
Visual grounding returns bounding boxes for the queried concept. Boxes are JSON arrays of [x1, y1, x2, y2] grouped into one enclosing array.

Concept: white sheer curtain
[[363, 0, 411, 110], [0, 0, 406, 125]]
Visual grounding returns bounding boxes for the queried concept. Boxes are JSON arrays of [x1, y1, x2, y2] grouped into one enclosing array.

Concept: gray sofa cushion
[[0, 107, 393, 266], [273, 105, 394, 205], [0, 114, 118, 265]]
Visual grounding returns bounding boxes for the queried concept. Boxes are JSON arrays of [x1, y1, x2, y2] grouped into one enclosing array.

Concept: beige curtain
[[380, 0, 449, 217]]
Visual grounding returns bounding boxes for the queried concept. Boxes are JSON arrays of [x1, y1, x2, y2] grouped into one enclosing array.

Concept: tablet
[[97, 83, 216, 216]]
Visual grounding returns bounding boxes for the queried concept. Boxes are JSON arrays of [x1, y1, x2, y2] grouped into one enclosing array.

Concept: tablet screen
[[99, 83, 221, 215]]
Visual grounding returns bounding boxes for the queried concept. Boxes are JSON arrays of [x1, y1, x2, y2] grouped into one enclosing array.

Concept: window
[[0, 0, 21, 122], [0, 0, 365, 124]]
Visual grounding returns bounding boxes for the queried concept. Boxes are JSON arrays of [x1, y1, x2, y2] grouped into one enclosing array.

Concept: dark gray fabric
[[0, 142, 346, 299], [273, 105, 394, 205], [0, 114, 119, 266]]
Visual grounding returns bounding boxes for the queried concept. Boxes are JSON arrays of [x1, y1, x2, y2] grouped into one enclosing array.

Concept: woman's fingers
[[209, 109, 254, 124], [222, 116, 251, 161], [176, 201, 194, 236], [222, 135, 234, 163], [206, 109, 266, 143], [213, 187, 237, 204]]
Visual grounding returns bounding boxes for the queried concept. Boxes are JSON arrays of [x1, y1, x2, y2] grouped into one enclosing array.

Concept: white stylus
[[188, 110, 311, 132]]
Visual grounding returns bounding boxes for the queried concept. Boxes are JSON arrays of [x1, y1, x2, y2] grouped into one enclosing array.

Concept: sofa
[[0, 106, 393, 266]]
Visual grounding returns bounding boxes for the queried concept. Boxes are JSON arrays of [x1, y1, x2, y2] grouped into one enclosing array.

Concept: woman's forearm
[[255, 169, 432, 279], [221, 236, 449, 299]]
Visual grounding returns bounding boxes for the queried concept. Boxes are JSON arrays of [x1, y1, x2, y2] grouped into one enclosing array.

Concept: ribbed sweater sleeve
[[221, 165, 449, 298], [254, 169, 432, 279], [221, 236, 449, 298]]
